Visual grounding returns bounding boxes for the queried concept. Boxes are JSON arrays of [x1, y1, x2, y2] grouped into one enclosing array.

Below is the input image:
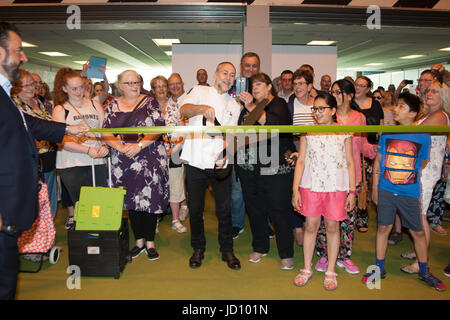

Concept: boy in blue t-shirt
[[362, 93, 445, 291]]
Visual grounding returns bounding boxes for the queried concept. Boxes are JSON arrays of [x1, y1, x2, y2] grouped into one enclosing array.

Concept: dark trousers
[[59, 164, 108, 204], [236, 167, 294, 259], [185, 164, 233, 253], [0, 232, 18, 300], [129, 210, 157, 242]]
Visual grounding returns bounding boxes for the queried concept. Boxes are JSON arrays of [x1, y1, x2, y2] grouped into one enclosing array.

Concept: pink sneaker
[[315, 257, 328, 272], [337, 259, 360, 274]]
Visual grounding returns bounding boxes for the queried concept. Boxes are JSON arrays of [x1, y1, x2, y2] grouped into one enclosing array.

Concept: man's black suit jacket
[[0, 86, 65, 231]]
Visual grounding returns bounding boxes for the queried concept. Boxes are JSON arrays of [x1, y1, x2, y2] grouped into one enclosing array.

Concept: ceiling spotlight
[[439, 47, 450, 51], [400, 55, 425, 59], [307, 40, 336, 46], [22, 41, 37, 47], [364, 63, 384, 66], [152, 39, 180, 46], [39, 52, 70, 57]]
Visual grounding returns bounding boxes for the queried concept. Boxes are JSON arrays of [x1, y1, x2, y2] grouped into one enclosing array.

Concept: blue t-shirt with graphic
[[378, 133, 431, 198]]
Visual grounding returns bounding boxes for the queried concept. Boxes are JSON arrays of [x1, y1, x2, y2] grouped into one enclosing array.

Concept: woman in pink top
[[314, 79, 377, 275]]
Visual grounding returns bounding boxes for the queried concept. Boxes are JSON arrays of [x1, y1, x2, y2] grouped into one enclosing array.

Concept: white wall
[[272, 45, 337, 89], [172, 44, 338, 90], [172, 44, 242, 92]]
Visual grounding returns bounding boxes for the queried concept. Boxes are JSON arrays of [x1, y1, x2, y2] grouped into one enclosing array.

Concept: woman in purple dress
[[102, 70, 169, 261]]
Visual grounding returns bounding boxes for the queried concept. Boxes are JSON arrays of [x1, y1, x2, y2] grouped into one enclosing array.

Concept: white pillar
[[243, 5, 272, 77]]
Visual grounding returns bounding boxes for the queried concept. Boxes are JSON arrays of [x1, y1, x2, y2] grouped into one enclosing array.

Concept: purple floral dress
[[103, 96, 169, 214]]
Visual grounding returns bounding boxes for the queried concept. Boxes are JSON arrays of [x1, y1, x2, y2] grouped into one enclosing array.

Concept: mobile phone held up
[[404, 80, 413, 85]]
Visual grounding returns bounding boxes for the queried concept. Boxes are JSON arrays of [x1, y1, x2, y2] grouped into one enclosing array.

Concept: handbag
[[39, 150, 57, 172]]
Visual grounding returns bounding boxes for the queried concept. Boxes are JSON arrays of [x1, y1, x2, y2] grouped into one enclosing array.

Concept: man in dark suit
[[0, 22, 87, 300]]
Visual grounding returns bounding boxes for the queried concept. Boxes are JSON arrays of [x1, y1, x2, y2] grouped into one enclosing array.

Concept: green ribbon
[[91, 125, 449, 134]]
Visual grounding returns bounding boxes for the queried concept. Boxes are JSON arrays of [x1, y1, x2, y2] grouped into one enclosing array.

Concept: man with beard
[[180, 62, 242, 270], [0, 22, 87, 299]]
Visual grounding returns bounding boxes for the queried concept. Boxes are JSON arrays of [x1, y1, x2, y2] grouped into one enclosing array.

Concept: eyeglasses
[[355, 83, 368, 88], [426, 89, 440, 94], [418, 78, 433, 83], [20, 82, 37, 88], [373, 95, 383, 100], [293, 81, 307, 86], [122, 81, 142, 86], [311, 106, 332, 113], [329, 90, 342, 95]]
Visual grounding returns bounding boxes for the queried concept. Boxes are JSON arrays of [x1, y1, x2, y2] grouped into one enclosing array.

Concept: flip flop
[[400, 265, 419, 274], [400, 251, 416, 260], [431, 226, 448, 236]]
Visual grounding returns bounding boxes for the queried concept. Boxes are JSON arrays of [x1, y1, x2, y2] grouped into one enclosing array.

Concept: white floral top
[[300, 133, 352, 192]]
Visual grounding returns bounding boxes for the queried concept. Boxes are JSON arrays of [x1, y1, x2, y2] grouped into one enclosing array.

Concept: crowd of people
[[1, 21, 449, 299]]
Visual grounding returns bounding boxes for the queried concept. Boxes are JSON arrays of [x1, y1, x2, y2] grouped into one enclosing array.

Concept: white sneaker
[[179, 206, 189, 221], [172, 220, 187, 233]]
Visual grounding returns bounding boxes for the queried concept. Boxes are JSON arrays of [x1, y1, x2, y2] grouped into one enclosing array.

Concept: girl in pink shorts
[[291, 93, 356, 290]]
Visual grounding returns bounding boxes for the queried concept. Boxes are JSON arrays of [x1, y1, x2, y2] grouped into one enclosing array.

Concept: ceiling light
[[165, 51, 172, 56], [400, 55, 425, 59], [22, 41, 37, 47], [439, 47, 450, 51], [365, 63, 384, 66], [39, 52, 70, 57], [73, 61, 87, 64], [152, 39, 180, 46], [307, 40, 336, 46]]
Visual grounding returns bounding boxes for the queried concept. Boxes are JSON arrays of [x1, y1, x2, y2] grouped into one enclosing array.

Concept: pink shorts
[[299, 188, 348, 222]]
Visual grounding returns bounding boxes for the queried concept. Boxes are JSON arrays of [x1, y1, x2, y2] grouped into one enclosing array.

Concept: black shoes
[[146, 247, 160, 261], [232, 227, 243, 239], [189, 250, 241, 270], [189, 250, 205, 268], [222, 252, 241, 270], [130, 246, 146, 259]]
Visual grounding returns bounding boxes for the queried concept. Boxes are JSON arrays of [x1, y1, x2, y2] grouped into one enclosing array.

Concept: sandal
[[357, 225, 368, 233], [324, 272, 338, 291], [431, 225, 447, 236], [400, 251, 416, 260], [400, 264, 419, 274], [293, 269, 312, 287], [388, 231, 402, 245], [418, 272, 446, 291]]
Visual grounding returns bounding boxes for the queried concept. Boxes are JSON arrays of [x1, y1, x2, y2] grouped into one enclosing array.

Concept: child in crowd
[[292, 93, 356, 290], [362, 93, 445, 291]]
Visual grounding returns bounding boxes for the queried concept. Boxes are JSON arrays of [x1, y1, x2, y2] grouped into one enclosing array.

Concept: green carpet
[[16, 191, 450, 300]]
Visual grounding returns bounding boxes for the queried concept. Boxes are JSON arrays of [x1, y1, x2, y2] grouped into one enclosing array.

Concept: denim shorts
[[377, 188, 423, 232]]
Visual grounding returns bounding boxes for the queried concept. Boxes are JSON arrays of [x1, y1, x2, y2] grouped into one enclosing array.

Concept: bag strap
[[243, 98, 270, 125], [67, 100, 92, 129], [120, 95, 148, 128]]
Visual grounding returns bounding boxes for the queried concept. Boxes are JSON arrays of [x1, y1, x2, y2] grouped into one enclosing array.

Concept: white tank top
[[56, 101, 105, 169]]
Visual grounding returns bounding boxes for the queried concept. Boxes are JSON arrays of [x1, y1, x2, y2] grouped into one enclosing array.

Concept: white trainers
[[172, 220, 187, 233], [179, 206, 189, 221]]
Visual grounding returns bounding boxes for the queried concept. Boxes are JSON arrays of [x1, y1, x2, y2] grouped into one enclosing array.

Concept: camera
[[404, 80, 413, 85]]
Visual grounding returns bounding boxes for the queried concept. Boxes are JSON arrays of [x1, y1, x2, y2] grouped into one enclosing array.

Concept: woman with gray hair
[[102, 70, 169, 261]]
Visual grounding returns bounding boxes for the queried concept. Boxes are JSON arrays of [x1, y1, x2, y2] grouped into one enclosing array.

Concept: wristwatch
[[138, 142, 144, 149]]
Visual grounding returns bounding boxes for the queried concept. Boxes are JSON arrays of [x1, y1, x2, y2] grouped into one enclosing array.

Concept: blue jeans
[[44, 169, 58, 219], [231, 169, 245, 229]]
